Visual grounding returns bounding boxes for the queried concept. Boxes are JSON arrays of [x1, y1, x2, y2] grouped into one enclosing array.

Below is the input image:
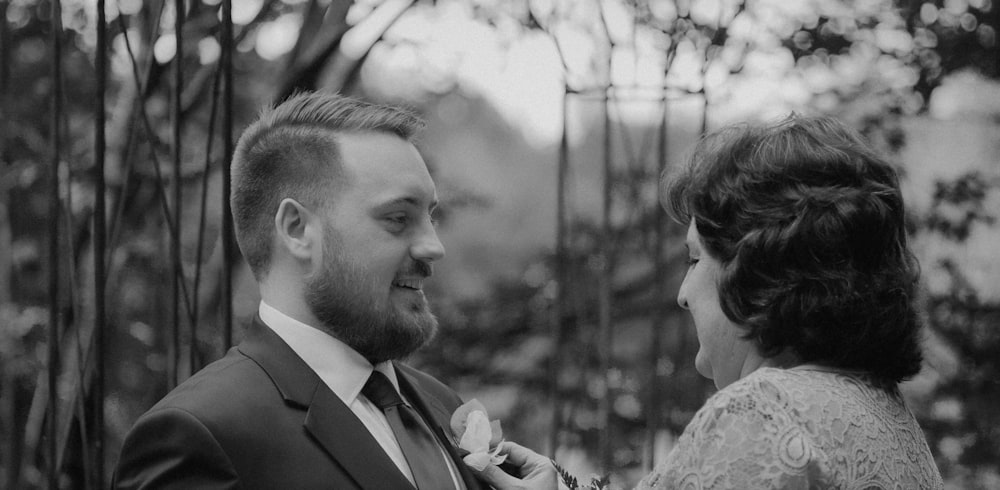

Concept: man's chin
[[391, 290, 431, 312], [391, 298, 437, 330], [363, 315, 437, 363], [399, 313, 438, 348]]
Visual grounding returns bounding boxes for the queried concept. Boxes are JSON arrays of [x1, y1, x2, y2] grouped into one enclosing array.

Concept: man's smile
[[392, 278, 424, 291]]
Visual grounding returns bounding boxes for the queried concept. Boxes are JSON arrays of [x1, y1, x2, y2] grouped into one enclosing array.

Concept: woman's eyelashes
[[684, 245, 699, 267]]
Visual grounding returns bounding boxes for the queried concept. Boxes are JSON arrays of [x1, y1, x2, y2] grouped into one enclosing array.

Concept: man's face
[[304, 132, 445, 363]]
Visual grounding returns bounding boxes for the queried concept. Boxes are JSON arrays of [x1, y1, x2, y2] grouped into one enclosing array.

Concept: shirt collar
[[258, 301, 403, 405]]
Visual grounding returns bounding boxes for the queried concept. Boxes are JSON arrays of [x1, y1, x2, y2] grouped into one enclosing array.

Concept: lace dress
[[637, 367, 943, 489]]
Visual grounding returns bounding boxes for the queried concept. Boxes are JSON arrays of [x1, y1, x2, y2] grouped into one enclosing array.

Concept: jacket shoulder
[[145, 350, 276, 423]]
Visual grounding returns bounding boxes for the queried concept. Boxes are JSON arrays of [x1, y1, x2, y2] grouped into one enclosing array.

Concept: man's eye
[[385, 215, 408, 230], [685, 257, 699, 267]]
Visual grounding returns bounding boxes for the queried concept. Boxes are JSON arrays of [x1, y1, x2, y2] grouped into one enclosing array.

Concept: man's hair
[[663, 114, 923, 384], [231, 91, 424, 279]]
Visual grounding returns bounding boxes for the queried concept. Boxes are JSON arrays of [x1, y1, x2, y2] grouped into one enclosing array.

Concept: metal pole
[[170, 0, 184, 387], [221, 0, 234, 350], [0, 4, 11, 485], [548, 88, 569, 458], [597, 86, 613, 473], [93, 0, 107, 486], [595, 3, 615, 471], [644, 96, 668, 470], [47, 1, 63, 488], [0, 0, 8, 94], [190, 71, 216, 372]]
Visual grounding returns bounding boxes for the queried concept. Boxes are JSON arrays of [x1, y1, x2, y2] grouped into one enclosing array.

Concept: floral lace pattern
[[637, 367, 943, 490]]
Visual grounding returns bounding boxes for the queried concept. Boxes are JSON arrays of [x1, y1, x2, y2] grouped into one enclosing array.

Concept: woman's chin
[[694, 355, 713, 382]]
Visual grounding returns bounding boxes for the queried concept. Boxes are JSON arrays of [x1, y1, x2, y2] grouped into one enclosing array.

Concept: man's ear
[[274, 198, 317, 261]]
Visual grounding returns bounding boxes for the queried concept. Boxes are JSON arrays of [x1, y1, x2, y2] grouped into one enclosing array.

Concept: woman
[[476, 115, 944, 489]]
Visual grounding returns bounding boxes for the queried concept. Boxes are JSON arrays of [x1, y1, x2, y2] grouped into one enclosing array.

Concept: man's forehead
[[332, 134, 438, 212], [337, 133, 433, 182]]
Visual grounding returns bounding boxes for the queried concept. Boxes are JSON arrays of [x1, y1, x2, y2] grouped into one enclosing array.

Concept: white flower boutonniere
[[450, 399, 507, 471]]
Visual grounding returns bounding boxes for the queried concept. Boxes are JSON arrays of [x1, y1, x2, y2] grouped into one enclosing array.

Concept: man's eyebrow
[[378, 196, 438, 211]]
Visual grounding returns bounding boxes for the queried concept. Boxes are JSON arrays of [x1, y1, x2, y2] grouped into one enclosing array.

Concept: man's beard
[[304, 227, 438, 364]]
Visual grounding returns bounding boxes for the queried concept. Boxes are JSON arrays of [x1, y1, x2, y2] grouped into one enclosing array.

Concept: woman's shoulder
[[638, 366, 943, 490], [736, 364, 859, 386], [639, 368, 833, 489], [688, 367, 811, 433], [701, 366, 830, 412], [718, 365, 888, 406], [688, 366, 916, 466], [715, 366, 940, 483]]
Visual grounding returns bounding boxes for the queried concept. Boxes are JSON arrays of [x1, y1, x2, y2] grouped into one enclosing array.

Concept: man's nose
[[411, 223, 445, 264]]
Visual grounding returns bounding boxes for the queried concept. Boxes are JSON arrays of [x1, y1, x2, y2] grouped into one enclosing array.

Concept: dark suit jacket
[[113, 317, 487, 489]]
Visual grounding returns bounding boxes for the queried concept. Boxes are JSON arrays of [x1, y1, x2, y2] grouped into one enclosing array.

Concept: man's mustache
[[398, 259, 432, 279]]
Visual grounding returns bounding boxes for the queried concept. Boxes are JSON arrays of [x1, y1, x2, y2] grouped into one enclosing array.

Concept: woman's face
[[677, 221, 756, 389]]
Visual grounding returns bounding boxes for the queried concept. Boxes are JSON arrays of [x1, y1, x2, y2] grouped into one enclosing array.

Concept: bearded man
[[113, 92, 487, 490]]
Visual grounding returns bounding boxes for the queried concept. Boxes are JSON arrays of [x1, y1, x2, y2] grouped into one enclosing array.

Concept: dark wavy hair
[[663, 115, 923, 383]]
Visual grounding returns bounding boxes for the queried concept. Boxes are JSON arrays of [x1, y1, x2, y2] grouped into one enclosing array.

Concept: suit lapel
[[394, 367, 455, 443], [304, 387, 414, 489], [395, 364, 486, 490], [238, 317, 413, 489]]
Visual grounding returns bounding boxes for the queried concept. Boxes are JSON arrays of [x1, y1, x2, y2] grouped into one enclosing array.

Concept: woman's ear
[[274, 198, 317, 261]]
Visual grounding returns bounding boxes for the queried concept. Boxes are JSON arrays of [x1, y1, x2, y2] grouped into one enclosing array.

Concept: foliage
[[553, 458, 611, 490], [0, 0, 997, 488], [400, 0, 1000, 486], [895, 0, 999, 99], [924, 171, 998, 240], [915, 170, 1000, 488]]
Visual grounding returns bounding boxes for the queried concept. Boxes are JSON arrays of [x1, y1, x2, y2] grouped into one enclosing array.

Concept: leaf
[[589, 474, 611, 489], [551, 459, 579, 490]]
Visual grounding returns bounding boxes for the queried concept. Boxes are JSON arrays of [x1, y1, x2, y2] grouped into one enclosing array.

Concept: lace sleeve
[[637, 378, 826, 490]]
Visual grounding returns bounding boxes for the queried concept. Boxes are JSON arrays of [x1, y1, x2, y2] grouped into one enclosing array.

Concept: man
[[114, 92, 486, 489]]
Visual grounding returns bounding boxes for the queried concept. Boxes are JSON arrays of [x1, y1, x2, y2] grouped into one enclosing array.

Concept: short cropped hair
[[231, 92, 424, 279], [663, 115, 923, 383]]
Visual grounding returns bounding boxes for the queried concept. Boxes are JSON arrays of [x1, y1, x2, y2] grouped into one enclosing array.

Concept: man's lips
[[392, 278, 424, 291]]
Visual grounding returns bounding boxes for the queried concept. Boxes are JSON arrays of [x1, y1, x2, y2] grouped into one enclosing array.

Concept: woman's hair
[[663, 114, 923, 383]]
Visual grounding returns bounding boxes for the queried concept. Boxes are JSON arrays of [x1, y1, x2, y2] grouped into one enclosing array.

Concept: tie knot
[[362, 370, 404, 411]]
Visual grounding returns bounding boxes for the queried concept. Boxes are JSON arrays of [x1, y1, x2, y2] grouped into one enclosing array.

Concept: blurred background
[[0, 0, 998, 488]]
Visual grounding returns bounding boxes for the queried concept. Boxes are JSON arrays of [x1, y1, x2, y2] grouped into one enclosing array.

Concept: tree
[[0, 0, 997, 487]]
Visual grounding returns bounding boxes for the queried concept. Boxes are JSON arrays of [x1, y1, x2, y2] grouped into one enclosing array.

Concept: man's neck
[[258, 276, 321, 330]]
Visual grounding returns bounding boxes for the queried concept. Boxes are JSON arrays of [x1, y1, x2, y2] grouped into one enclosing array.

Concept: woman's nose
[[677, 279, 689, 310]]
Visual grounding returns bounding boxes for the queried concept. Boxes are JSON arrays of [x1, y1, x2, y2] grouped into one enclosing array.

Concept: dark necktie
[[362, 370, 456, 490]]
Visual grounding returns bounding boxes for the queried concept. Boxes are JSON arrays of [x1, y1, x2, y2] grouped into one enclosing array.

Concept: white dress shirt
[[258, 302, 463, 489]]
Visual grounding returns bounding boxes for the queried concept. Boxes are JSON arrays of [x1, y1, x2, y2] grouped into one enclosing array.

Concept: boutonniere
[[449, 399, 507, 471], [552, 460, 610, 490]]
